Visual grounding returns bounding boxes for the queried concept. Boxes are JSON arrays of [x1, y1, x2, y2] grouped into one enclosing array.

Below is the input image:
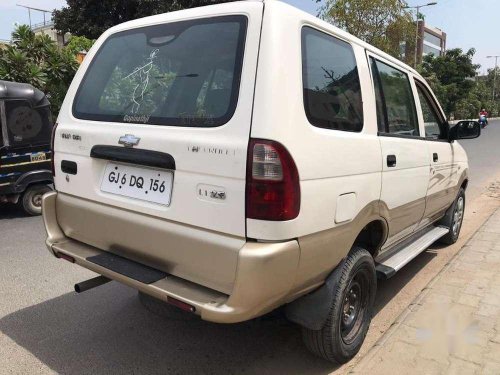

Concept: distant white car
[[42, 0, 480, 363]]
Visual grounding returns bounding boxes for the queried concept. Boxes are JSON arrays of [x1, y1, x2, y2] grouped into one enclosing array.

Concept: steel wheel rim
[[340, 267, 370, 345], [32, 193, 43, 208], [452, 196, 464, 236]]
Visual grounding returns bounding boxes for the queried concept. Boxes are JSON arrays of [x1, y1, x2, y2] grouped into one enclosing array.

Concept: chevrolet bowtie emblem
[[118, 134, 140, 147]]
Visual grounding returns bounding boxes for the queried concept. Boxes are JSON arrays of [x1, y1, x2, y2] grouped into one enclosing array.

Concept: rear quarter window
[[73, 16, 247, 127], [301, 27, 363, 132]]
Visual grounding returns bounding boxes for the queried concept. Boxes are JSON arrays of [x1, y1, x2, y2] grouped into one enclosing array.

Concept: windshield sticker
[[123, 49, 159, 117]]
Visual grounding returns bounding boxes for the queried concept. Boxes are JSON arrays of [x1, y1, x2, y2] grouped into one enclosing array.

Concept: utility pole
[[404, 2, 437, 68], [487, 55, 500, 103]]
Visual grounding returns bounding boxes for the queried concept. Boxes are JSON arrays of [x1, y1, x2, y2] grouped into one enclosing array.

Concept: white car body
[[42, 0, 473, 363]]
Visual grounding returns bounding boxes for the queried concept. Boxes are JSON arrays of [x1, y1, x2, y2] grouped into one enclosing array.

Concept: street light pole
[[414, 5, 421, 67], [487, 55, 500, 103], [404, 2, 438, 68]]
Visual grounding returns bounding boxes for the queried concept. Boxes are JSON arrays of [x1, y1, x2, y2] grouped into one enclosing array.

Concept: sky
[[0, 0, 498, 73]]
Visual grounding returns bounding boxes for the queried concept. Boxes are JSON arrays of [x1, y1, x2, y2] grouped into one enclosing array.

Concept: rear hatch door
[[53, 3, 263, 293]]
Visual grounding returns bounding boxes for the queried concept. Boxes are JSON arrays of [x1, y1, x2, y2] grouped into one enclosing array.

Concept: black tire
[[438, 188, 465, 245], [138, 292, 199, 321], [20, 184, 52, 216], [301, 247, 377, 364]]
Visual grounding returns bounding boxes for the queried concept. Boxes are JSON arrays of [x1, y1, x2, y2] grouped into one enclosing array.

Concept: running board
[[375, 226, 449, 279]]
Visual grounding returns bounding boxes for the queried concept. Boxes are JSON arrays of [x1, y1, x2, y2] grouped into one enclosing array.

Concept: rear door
[[369, 56, 430, 247], [54, 4, 263, 238]]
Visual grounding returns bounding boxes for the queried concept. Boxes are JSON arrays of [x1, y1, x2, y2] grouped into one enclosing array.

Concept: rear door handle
[[387, 154, 397, 167], [433, 153, 439, 162]]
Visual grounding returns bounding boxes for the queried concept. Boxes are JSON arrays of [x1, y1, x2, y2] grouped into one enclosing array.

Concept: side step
[[375, 226, 449, 280]]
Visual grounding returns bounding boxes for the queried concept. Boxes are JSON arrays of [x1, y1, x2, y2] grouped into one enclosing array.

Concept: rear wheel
[[20, 184, 52, 216], [438, 188, 465, 245], [301, 247, 376, 364]]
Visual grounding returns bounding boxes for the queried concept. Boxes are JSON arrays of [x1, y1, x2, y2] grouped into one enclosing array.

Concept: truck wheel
[[20, 184, 52, 216], [301, 247, 376, 364], [438, 188, 465, 245], [138, 292, 199, 321]]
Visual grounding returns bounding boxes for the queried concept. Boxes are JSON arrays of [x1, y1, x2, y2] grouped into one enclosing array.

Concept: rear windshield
[[73, 16, 247, 127]]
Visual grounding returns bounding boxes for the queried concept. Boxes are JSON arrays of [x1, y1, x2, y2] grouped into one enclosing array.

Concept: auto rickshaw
[[0, 80, 53, 215]]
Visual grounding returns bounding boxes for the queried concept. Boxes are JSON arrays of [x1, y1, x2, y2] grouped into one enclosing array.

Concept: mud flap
[[285, 260, 344, 331]]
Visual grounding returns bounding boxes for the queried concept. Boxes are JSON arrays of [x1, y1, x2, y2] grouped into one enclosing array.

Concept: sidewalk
[[352, 208, 500, 375]]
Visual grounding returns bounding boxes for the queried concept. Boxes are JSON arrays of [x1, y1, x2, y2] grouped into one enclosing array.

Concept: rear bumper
[[42, 191, 301, 323]]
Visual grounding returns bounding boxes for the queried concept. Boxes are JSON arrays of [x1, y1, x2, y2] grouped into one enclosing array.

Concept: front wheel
[[438, 188, 465, 245], [301, 247, 377, 364], [20, 184, 52, 216]]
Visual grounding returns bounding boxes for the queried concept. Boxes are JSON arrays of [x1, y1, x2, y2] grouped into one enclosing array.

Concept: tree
[[53, 0, 233, 40], [484, 66, 500, 108], [419, 48, 481, 118], [65, 35, 95, 56], [0, 25, 79, 116], [318, 0, 414, 62]]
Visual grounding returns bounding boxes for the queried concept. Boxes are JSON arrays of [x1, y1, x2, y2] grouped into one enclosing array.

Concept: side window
[[302, 27, 363, 132], [371, 59, 419, 136], [370, 58, 386, 132], [415, 83, 444, 139]]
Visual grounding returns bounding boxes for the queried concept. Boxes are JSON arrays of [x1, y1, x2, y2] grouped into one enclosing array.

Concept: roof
[[108, 0, 419, 77], [0, 80, 50, 107]]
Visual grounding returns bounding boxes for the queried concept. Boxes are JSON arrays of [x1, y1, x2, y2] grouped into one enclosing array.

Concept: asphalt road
[[458, 119, 500, 200], [1, 120, 499, 374]]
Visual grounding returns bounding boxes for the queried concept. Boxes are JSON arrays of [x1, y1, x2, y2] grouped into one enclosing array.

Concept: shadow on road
[[0, 283, 335, 375], [0, 247, 440, 374], [374, 249, 437, 315], [0, 204, 29, 220]]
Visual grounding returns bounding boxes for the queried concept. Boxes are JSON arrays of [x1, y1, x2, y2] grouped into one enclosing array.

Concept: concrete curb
[[349, 206, 500, 374]]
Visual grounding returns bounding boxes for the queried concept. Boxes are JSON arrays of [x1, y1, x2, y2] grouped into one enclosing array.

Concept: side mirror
[[449, 120, 481, 141]]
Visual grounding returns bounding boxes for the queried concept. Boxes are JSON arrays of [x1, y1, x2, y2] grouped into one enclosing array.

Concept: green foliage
[[318, 0, 414, 62], [65, 35, 95, 56], [418, 48, 495, 119], [0, 25, 79, 116], [481, 67, 500, 115], [53, 0, 234, 39]]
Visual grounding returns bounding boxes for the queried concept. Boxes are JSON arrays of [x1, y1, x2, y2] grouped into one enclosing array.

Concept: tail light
[[50, 122, 58, 176], [246, 139, 300, 221]]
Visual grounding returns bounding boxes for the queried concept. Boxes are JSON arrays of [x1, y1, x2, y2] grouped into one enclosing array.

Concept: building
[[401, 20, 446, 65], [417, 20, 446, 62], [32, 21, 69, 48]]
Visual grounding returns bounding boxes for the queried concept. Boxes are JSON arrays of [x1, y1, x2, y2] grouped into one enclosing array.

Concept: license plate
[[31, 153, 47, 162], [101, 163, 173, 206]]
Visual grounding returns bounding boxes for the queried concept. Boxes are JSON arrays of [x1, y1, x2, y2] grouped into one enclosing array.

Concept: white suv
[[42, 0, 480, 363]]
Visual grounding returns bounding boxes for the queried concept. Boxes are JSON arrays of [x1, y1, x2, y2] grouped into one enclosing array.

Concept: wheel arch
[[14, 170, 53, 193], [286, 215, 386, 331], [352, 219, 388, 258], [461, 178, 468, 191]]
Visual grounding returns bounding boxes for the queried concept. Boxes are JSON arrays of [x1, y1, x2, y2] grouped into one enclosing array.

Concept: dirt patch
[[485, 179, 500, 199]]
